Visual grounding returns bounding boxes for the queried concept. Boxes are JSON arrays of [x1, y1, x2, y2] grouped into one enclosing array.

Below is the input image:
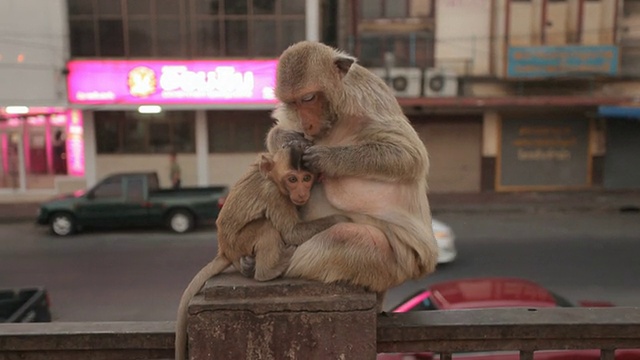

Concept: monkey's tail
[[175, 256, 231, 360]]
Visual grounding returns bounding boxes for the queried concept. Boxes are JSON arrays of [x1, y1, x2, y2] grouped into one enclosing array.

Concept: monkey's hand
[[268, 128, 310, 153], [302, 145, 332, 174], [284, 135, 312, 150]]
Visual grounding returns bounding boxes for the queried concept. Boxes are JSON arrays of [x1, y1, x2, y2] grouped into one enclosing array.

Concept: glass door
[[0, 130, 23, 190]]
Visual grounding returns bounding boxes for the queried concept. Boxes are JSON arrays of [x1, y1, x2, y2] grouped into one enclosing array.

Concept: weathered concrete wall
[[187, 273, 378, 360]]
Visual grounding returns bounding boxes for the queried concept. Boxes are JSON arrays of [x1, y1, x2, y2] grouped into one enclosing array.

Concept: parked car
[[432, 218, 457, 264], [0, 287, 51, 323], [36, 172, 228, 236], [379, 277, 638, 360]]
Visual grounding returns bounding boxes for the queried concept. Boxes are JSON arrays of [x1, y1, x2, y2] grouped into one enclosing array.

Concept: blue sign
[[507, 45, 618, 78]]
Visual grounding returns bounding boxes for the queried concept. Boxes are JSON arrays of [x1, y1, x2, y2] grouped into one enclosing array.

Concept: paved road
[[1, 211, 639, 321], [386, 211, 640, 310]]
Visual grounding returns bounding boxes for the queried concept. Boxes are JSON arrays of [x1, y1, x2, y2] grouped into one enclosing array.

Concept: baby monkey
[[175, 142, 349, 360]]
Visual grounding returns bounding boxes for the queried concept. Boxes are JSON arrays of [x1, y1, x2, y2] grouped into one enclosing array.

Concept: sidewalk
[[1, 190, 640, 224]]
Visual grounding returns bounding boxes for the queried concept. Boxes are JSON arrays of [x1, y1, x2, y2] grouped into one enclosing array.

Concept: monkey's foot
[[240, 256, 256, 278]]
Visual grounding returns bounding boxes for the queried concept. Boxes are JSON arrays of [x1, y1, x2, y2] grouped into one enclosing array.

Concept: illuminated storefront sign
[[67, 60, 278, 105], [507, 45, 618, 78]]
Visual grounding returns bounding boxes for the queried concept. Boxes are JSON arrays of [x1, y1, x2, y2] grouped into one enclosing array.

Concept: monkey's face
[[283, 170, 315, 206], [286, 91, 334, 139]]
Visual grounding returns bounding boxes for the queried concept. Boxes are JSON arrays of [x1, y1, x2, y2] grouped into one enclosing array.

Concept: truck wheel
[[168, 209, 194, 234], [49, 212, 76, 236]]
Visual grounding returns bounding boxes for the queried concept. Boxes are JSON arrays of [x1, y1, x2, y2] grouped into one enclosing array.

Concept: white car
[[432, 218, 457, 264]]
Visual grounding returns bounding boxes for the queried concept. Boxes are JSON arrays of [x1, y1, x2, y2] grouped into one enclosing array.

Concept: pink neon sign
[[67, 60, 278, 105]]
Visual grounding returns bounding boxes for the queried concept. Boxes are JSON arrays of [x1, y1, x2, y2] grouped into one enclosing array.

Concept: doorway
[[0, 114, 70, 191]]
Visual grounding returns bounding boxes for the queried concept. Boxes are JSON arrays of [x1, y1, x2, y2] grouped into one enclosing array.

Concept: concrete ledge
[[188, 272, 378, 360]]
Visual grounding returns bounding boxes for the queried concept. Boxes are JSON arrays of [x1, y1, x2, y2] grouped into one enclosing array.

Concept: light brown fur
[[175, 146, 348, 360], [262, 41, 439, 299]]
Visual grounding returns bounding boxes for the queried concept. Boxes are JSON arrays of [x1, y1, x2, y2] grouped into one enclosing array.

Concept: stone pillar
[[187, 273, 378, 360]]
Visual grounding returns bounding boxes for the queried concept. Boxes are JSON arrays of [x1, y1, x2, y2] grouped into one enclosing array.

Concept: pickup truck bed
[[0, 288, 52, 323]]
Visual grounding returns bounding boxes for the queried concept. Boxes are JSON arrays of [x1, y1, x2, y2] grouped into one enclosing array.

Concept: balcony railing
[[1, 275, 639, 360]]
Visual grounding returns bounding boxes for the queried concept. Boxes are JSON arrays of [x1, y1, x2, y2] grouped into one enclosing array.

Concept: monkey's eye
[[300, 93, 316, 103], [302, 174, 312, 182], [288, 176, 298, 183]]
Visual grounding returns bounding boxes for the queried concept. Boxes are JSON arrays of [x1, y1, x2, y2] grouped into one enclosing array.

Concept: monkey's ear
[[334, 55, 355, 77], [259, 154, 274, 177]]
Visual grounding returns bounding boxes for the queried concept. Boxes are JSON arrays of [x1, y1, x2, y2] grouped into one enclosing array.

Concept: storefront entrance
[[0, 113, 71, 191], [603, 119, 640, 190]]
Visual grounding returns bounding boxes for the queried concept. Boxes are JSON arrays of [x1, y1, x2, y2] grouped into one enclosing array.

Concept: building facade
[[341, 0, 640, 192], [1, 0, 639, 203]]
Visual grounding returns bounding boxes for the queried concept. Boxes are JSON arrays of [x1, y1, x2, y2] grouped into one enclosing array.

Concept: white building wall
[[0, 0, 68, 107], [209, 153, 260, 187], [435, 0, 492, 75], [96, 154, 199, 189]]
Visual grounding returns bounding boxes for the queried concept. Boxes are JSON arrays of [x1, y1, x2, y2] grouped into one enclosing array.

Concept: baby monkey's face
[[284, 170, 315, 206]]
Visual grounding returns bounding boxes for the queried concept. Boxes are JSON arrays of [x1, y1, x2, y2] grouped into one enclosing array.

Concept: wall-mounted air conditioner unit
[[424, 68, 458, 97], [369, 67, 423, 98]]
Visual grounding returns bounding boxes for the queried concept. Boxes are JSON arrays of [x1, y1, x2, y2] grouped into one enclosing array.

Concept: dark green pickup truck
[[36, 172, 228, 236]]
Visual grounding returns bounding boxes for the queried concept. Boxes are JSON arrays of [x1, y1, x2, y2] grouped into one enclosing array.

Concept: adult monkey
[[175, 144, 349, 360], [252, 41, 439, 302]]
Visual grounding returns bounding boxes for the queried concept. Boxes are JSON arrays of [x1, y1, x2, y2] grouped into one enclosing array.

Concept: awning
[[598, 105, 640, 119]]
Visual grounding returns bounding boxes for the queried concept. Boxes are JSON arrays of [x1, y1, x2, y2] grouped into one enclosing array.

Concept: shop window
[[69, 20, 96, 57], [196, 20, 222, 56], [157, 0, 180, 15], [157, 19, 184, 56], [95, 111, 195, 154], [282, 0, 304, 14], [207, 111, 273, 153], [68, 0, 94, 15], [191, 0, 306, 57], [254, 0, 276, 14], [68, 0, 186, 58], [196, 0, 220, 15], [127, 0, 151, 15], [358, 33, 434, 68], [68, 0, 303, 58], [98, 19, 125, 56], [360, 0, 408, 19], [97, 0, 122, 15], [128, 19, 153, 57], [225, 20, 249, 56], [253, 20, 278, 56], [280, 20, 305, 54], [226, 0, 248, 14]]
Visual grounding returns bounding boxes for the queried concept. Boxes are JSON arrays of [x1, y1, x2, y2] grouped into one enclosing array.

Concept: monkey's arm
[[303, 140, 425, 182], [283, 214, 351, 245]]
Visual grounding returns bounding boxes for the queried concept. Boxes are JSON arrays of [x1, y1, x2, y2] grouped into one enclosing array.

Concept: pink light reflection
[[65, 110, 85, 176], [393, 291, 432, 313]]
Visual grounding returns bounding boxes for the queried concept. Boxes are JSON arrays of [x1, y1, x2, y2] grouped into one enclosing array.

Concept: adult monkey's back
[[265, 41, 438, 303]]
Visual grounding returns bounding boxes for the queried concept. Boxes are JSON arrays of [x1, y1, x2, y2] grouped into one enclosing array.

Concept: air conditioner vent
[[369, 67, 423, 98], [424, 68, 458, 97]]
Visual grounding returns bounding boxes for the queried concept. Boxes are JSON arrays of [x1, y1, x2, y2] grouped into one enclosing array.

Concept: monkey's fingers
[[284, 138, 312, 150], [302, 146, 329, 173]]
